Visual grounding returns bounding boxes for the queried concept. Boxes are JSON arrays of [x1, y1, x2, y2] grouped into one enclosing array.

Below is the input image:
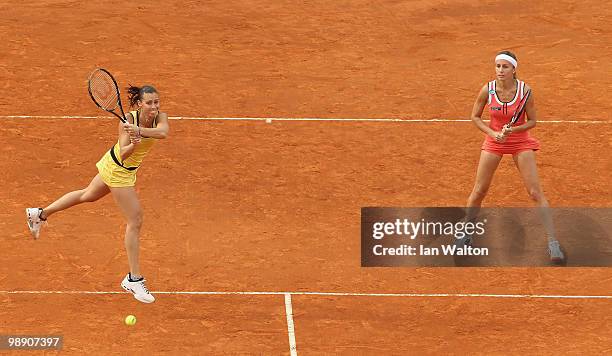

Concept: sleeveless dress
[[482, 79, 540, 155], [96, 110, 157, 187]]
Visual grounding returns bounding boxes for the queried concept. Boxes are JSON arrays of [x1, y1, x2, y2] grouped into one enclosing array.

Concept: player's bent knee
[[528, 188, 542, 202], [472, 187, 489, 200], [78, 190, 92, 203], [81, 193, 98, 203], [128, 214, 143, 230]]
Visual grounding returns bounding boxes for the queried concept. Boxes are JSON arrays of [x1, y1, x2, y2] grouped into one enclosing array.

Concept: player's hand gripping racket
[[504, 89, 531, 130], [88, 68, 128, 123]]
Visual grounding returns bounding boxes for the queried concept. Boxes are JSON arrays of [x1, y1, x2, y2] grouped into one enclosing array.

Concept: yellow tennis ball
[[125, 315, 137, 326]]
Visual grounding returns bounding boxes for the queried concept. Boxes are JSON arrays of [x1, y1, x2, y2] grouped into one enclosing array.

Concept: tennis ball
[[125, 315, 137, 326]]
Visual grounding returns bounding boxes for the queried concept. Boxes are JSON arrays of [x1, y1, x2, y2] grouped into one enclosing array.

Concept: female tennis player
[[26, 85, 169, 302], [463, 50, 564, 263]]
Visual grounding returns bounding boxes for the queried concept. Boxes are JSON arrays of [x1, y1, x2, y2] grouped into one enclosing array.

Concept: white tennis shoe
[[25, 208, 46, 239], [121, 274, 155, 303], [548, 240, 565, 264]]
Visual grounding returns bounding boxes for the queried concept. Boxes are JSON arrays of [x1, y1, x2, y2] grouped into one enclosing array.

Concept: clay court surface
[[1, 0, 611, 354]]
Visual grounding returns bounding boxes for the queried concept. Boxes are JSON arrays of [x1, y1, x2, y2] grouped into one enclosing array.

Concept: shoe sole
[[121, 283, 155, 303], [548, 244, 565, 264], [550, 254, 565, 263], [25, 209, 39, 239]]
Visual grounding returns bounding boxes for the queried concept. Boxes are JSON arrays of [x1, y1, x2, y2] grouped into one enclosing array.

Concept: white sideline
[[1, 290, 611, 299], [284, 293, 298, 356], [0, 115, 610, 124]]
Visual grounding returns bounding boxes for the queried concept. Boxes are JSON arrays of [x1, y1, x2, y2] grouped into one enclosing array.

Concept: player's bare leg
[[111, 186, 155, 303], [26, 174, 110, 239], [460, 151, 503, 246], [41, 174, 110, 219], [514, 150, 564, 263]]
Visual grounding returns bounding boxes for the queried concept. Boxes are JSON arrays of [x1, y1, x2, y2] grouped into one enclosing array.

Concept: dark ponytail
[[126, 84, 158, 108]]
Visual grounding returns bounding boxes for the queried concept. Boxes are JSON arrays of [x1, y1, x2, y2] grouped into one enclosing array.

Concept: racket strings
[[89, 72, 119, 110], [92, 81, 118, 108]]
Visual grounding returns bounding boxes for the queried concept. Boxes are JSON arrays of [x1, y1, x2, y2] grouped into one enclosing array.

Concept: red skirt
[[482, 136, 540, 155]]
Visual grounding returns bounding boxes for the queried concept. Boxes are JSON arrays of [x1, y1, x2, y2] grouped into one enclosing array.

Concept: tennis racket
[[505, 89, 531, 128], [88, 68, 128, 123]]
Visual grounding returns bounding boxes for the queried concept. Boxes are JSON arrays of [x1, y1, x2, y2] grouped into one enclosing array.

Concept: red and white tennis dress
[[482, 79, 540, 155]]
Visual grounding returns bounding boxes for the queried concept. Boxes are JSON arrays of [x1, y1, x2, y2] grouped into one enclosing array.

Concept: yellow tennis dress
[[96, 110, 157, 187]]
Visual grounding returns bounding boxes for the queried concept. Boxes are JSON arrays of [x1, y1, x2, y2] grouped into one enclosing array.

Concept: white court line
[[284, 293, 298, 356], [0, 115, 610, 124], [1, 290, 612, 299]]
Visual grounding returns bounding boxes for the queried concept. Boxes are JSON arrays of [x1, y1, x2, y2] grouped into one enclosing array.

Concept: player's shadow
[[414, 208, 533, 267], [461, 209, 528, 267], [553, 209, 611, 266]]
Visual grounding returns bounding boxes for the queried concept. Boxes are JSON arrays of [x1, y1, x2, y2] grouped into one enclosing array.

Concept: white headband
[[495, 54, 517, 68]]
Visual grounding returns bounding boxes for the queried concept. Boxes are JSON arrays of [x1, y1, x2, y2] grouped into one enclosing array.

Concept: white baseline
[[1, 290, 611, 299], [0, 115, 610, 124]]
